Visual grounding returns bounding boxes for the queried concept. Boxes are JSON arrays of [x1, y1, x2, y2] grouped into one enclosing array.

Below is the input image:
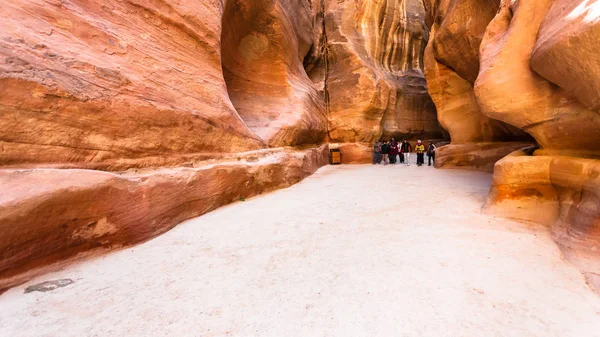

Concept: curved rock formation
[[423, 0, 600, 289], [221, 0, 327, 147], [0, 0, 266, 166], [0, 0, 446, 291], [422, 0, 532, 171], [475, 0, 600, 158]]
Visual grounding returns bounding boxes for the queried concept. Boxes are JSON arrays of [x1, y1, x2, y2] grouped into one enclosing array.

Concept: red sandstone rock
[[221, 0, 328, 146], [473, 0, 600, 289], [0, 0, 266, 166], [434, 142, 533, 173], [475, 0, 600, 158]]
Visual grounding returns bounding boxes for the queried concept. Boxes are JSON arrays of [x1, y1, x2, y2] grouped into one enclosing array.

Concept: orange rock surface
[[324, 0, 443, 143], [422, 0, 532, 170]]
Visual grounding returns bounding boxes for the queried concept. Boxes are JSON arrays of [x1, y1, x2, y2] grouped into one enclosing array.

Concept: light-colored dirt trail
[[1, 165, 600, 337]]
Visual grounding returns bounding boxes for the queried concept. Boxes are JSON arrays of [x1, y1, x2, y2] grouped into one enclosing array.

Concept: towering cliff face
[[425, 0, 600, 290], [323, 0, 443, 161], [422, 0, 532, 171]]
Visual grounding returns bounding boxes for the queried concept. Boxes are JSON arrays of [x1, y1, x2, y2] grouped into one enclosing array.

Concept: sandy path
[[1, 165, 600, 337]]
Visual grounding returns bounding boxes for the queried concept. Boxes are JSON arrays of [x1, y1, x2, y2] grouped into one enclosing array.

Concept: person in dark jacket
[[389, 138, 399, 164], [427, 141, 437, 166], [381, 140, 390, 165], [373, 140, 382, 164], [401, 139, 412, 166]]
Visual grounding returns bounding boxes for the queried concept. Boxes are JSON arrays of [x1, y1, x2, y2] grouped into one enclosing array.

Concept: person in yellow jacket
[[415, 140, 426, 166]]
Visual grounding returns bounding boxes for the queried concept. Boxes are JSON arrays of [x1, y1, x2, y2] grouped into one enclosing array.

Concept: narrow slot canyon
[[0, 0, 599, 336]]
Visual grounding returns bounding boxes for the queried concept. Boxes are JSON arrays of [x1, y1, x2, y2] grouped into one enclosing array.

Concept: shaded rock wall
[[324, 0, 443, 146], [423, 0, 531, 145], [221, 0, 327, 147]]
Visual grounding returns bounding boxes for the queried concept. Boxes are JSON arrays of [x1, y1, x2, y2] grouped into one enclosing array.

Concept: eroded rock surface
[[0, 0, 266, 165], [423, 0, 600, 284], [324, 0, 443, 145], [221, 0, 327, 147], [422, 0, 531, 169]]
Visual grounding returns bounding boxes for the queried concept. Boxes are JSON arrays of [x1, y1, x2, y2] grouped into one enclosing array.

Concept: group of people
[[373, 138, 436, 167]]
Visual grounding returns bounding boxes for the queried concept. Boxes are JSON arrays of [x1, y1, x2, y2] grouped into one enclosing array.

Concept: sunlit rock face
[[324, 0, 443, 147], [475, 0, 600, 158]]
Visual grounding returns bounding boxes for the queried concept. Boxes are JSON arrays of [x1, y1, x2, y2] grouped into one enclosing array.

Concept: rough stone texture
[[324, 0, 443, 143], [221, 0, 327, 146], [0, 145, 329, 292], [427, 0, 501, 83]]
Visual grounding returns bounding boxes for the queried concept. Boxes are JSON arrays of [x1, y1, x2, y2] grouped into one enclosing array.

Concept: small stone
[[24, 279, 74, 294]]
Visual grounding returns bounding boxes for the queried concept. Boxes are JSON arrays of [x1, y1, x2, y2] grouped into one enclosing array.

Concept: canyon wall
[[323, 0, 444, 161], [0, 0, 441, 291], [424, 0, 600, 289], [0, 0, 331, 291], [423, 0, 533, 171]]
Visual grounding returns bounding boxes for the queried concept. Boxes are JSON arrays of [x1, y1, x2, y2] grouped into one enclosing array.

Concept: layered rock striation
[[324, 0, 444, 160]]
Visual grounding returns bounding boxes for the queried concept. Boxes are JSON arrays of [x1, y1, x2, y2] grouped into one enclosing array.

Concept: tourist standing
[[389, 138, 399, 164], [401, 139, 412, 166], [373, 140, 382, 164], [381, 140, 390, 165], [427, 141, 437, 166], [415, 140, 425, 166], [398, 141, 405, 164]]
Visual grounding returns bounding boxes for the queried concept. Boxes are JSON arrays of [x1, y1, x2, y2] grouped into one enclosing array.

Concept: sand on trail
[[1, 164, 600, 337]]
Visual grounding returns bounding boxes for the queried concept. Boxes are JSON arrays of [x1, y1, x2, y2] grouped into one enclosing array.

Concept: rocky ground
[[1, 164, 599, 337]]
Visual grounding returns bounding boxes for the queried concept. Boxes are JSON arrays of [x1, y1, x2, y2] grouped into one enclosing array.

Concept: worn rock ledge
[[0, 145, 329, 293], [434, 142, 534, 172]]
